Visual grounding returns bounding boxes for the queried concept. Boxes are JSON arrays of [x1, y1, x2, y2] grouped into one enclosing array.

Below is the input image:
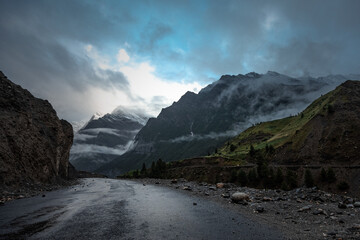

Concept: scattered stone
[[298, 205, 312, 212], [352, 224, 360, 229], [208, 186, 217, 191], [171, 179, 178, 184], [338, 202, 347, 209], [216, 183, 224, 188], [231, 192, 250, 203], [354, 202, 360, 208], [155, 182, 160, 184], [204, 192, 210, 196], [183, 186, 192, 191], [221, 193, 230, 199], [346, 204, 354, 208], [255, 206, 265, 213], [42, 194, 46, 197], [143, 183, 146, 186], [193, 202, 197, 206], [313, 208, 328, 216], [348, 224, 360, 232], [262, 197, 272, 201], [327, 231, 337, 236]]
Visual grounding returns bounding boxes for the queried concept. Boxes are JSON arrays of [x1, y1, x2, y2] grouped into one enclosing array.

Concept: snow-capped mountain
[[69, 107, 150, 172]]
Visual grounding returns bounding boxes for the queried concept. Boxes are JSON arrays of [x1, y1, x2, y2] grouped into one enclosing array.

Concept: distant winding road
[[0, 179, 284, 240]]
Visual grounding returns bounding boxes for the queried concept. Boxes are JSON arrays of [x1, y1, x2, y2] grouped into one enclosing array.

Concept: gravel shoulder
[[136, 178, 360, 240], [0, 179, 79, 204]]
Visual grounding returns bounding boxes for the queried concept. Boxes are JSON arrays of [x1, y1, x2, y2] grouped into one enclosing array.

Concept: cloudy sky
[[1, 0, 360, 123]]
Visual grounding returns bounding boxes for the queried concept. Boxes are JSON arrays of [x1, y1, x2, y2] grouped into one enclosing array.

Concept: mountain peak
[[245, 72, 261, 78], [265, 71, 281, 76]]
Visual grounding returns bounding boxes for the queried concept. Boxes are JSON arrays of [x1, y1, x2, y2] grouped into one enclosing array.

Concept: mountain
[[0, 71, 73, 187], [97, 71, 360, 176], [70, 107, 149, 172], [219, 80, 360, 165]]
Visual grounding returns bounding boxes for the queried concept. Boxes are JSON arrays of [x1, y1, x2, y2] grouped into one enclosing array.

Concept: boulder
[[231, 192, 250, 203]]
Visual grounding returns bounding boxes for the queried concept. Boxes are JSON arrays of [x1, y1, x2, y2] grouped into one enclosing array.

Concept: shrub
[[132, 170, 139, 178], [320, 168, 327, 182], [327, 168, 337, 183], [230, 144, 236, 152], [304, 169, 314, 187], [275, 168, 284, 187], [337, 181, 349, 191], [281, 182, 289, 191], [238, 170, 248, 186], [230, 170, 237, 183], [248, 168, 258, 184], [286, 170, 297, 189]]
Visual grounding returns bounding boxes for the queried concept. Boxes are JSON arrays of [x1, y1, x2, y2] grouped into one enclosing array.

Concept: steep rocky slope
[[219, 80, 360, 165], [70, 107, 148, 172], [98, 72, 359, 176], [0, 71, 73, 188]]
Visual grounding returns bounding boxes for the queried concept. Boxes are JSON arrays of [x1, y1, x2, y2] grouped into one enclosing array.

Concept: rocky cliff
[[0, 71, 73, 188]]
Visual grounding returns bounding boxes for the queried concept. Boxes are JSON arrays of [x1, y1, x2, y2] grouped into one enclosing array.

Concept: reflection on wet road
[[0, 179, 284, 239]]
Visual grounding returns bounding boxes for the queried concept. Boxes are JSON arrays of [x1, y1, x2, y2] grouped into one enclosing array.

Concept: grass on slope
[[216, 86, 340, 160]]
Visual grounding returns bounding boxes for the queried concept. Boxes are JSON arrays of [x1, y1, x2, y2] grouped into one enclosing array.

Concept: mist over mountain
[[96, 71, 360, 176], [70, 107, 149, 172]]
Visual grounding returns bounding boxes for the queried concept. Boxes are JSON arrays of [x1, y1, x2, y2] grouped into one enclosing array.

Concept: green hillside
[[216, 85, 341, 160]]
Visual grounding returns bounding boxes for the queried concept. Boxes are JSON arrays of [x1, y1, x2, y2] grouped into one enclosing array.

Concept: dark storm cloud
[[0, 0, 132, 120], [184, 0, 360, 78], [1, 0, 360, 122]]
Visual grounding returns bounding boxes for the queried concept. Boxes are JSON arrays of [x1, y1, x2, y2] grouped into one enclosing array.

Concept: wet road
[[0, 179, 284, 239]]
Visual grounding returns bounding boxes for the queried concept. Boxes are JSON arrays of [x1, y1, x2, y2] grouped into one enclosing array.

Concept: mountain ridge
[[96, 71, 360, 176], [70, 106, 149, 172]]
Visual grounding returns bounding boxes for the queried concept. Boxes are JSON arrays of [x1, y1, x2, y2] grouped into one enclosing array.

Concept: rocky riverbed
[[138, 178, 360, 240]]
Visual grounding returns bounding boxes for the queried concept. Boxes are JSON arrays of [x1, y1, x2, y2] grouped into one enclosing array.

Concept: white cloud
[[84, 44, 205, 117], [116, 48, 130, 63], [70, 141, 135, 155]]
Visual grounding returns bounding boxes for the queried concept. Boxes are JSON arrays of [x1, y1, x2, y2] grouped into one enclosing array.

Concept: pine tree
[[249, 145, 255, 157], [304, 169, 314, 187], [150, 161, 156, 178], [140, 163, 147, 176], [230, 170, 237, 183], [286, 170, 297, 189], [275, 168, 284, 187], [327, 168, 336, 183], [248, 168, 258, 185], [320, 168, 327, 182], [238, 170, 248, 186]]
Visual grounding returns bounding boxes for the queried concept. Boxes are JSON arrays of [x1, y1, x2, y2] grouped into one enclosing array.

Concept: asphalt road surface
[[0, 179, 285, 240]]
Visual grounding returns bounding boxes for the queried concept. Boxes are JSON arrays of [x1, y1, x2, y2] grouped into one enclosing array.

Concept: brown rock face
[[0, 71, 73, 187]]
